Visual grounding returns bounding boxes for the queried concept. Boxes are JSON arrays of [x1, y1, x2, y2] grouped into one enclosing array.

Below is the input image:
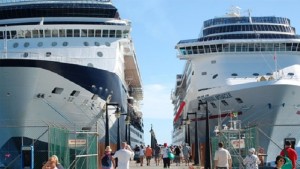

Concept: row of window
[[204, 17, 290, 28], [0, 29, 129, 39], [179, 43, 300, 55], [203, 24, 294, 36], [179, 33, 299, 44], [11, 41, 111, 48]]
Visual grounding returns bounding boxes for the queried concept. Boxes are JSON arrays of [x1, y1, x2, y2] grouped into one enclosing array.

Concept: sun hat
[[105, 146, 112, 152], [249, 148, 255, 153], [285, 140, 291, 146]]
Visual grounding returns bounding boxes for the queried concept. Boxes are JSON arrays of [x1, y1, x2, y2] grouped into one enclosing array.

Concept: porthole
[[87, 63, 94, 67], [52, 42, 57, 46], [23, 52, 29, 58], [84, 42, 89, 46], [95, 42, 100, 46], [105, 42, 111, 47], [231, 73, 238, 76], [37, 42, 43, 47], [62, 42, 68, 46], [253, 73, 259, 76], [13, 43, 19, 48], [24, 42, 30, 47], [97, 52, 103, 57], [201, 72, 207, 75], [46, 52, 51, 57]]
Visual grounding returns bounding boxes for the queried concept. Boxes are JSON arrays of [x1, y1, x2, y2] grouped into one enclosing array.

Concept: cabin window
[[88, 29, 95, 37], [67, 29, 73, 37], [103, 30, 109, 37], [95, 30, 102, 37], [74, 29, 80, 37]]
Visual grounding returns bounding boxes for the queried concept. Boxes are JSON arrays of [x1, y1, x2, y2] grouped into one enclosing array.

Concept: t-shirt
[[113, 149, 134, 169], [214, 148, 231, 167], [101, 154, 112, 167], [154, 146, 161, 155], [280, 147, 298, 169], [145, 147, 152, 157], [243, 154, 260, 169], [174, 147, 181, 156], [182, 146, 191, 155], [161, 147, 170, 158]]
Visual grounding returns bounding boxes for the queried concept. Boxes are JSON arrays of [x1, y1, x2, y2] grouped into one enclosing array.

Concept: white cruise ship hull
[[192, 79, 300, 162]]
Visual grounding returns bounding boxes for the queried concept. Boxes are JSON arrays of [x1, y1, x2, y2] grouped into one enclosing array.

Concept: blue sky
[[113, 0, 300, 145]]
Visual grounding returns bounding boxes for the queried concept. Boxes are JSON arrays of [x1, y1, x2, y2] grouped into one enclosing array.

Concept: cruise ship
[[172, 7, 300, 165], [0, 0, 143, 168]]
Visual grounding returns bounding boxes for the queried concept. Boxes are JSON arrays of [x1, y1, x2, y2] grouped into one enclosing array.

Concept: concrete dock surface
[[129, 159, 202, 169], [128, 158, 275, 169]]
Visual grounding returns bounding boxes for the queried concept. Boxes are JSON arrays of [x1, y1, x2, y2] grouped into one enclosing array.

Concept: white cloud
[[141, 84, 174, 119]]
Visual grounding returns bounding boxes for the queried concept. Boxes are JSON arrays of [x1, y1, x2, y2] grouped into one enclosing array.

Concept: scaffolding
[[211, 120, 258, 169]]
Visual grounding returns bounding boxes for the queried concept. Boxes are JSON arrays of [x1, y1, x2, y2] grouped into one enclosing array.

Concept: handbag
[[168, 152, 175, 160], [167, 149, 174, 160]]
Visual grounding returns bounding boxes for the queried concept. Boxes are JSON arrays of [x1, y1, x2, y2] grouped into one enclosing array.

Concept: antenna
[[248, 9, 252, 23]]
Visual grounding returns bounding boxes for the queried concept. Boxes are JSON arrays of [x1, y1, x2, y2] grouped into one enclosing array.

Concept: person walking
[[243, 148, 260, 169], [274, 155, 286, 169], [280, 141, 298, 169], [112, 142, 134, 169], [182, 143, 191, 166], [101, 146, 114, 169], [145, 145, 153, 166], [154, 143, 161, 166], [42, 157, 58, 169], [214, 142, 232, 169], [50, 155, 64, 169], [139, 145, 145, 166], [161, 143, 171, 168], [174, 145, 181, 166]]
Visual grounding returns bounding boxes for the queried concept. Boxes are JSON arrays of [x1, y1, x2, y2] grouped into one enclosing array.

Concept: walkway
[[129, 159, 203, 169]]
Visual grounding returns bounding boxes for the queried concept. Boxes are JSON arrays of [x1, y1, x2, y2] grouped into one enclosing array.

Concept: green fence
[[48, 127, 98, 169], [211, 126, 257, 169]]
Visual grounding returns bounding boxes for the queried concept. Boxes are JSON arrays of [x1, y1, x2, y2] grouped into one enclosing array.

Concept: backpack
[[101, 154, 112, 167]]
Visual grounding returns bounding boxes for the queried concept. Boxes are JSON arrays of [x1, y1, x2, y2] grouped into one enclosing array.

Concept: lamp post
[[105, 103, 119, 147], [186, 112, 200, 166], [115, 109, 131, 150], [199, 100, 211, 169], [185, 116, 191, 146]]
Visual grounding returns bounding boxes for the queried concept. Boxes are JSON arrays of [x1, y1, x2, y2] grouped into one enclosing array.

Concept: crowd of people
[[213, 140, 298, 169], [131, 142, 191, 168], [41, 140, 298, 169]]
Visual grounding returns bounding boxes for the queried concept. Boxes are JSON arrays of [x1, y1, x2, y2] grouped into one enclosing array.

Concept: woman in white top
[[139, 145, 145, 166]]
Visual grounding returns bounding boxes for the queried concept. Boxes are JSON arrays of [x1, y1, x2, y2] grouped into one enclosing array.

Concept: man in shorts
[[182, 143, 191, 166], [154, 143, 161, 166]]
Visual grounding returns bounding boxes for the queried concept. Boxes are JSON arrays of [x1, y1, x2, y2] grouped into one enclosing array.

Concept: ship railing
[[227, 75, 300, 84], [0, 0, 111, 6]]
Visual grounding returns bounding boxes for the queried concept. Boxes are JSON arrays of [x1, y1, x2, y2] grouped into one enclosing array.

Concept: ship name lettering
[[215, 92, 232, 100]]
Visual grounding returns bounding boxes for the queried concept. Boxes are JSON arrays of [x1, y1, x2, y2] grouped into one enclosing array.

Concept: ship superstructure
[[0, 0, 144, 168], [172, 7, 300, 165]]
